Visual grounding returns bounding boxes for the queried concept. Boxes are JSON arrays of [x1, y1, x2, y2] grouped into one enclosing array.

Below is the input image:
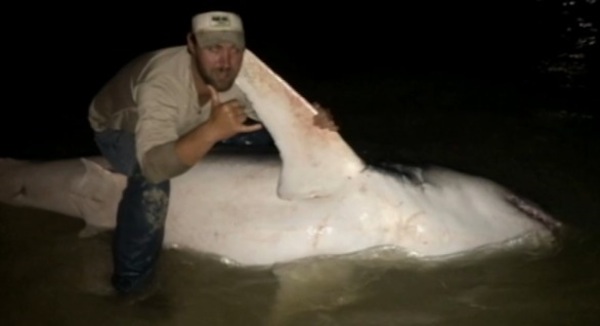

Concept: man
[[88, 10, 336, 296]]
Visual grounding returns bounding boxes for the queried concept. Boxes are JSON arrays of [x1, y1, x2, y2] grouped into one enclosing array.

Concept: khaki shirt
[[88, 45, 258, 183]]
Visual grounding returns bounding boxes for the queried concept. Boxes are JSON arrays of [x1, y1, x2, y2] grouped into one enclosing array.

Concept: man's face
[[194, 42, 244, 92]]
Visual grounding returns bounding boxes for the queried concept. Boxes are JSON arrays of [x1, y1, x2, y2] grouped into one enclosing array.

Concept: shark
[[0, 49, 562, 268]]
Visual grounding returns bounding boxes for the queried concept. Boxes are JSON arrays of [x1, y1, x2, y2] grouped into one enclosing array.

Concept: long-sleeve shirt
[[88, 45, 259, 183]]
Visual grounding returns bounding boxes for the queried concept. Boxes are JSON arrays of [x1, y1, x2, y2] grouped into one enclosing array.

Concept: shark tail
[[0, 158, 28, 203]]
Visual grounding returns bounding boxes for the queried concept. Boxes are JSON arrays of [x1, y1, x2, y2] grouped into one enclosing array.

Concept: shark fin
[[235, 49, 365, 200]]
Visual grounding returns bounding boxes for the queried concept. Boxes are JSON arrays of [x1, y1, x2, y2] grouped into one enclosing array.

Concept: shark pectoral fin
[[236, 49, 365, 200], [69, 158, 122, 230]]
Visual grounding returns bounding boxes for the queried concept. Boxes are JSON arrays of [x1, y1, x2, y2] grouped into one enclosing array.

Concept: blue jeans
[[94, 127, 273, 295]]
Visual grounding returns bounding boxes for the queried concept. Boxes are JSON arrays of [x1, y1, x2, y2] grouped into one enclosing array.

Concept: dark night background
[[1, 3, 600, 324], [2, 0, 598, 159]]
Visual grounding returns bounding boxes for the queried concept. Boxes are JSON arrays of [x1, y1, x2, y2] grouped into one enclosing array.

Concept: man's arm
[[135, 76, 191, 183], [137, 81, 262, 183], [174, 85, 263, 165]]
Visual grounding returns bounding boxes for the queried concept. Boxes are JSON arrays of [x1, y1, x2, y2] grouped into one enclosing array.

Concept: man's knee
[[140, 179, 170, 232], [121, 167, 171, 221]]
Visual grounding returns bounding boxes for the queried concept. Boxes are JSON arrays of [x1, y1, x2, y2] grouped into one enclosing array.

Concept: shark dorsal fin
[[235, 49, 365, 200]]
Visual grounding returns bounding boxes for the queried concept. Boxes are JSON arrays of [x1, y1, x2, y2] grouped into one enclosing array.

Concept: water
[[1, 206, 597, 326], [1, 71, 598, 325]]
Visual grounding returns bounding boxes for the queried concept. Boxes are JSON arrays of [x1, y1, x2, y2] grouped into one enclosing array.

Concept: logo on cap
[[209, 15, 231, 27]]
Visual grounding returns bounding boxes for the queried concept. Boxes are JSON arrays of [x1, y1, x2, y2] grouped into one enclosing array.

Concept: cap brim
[[195, 31, 245, 48]]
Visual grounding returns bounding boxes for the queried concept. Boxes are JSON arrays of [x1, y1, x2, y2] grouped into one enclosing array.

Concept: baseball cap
[[191, 11, 245, 49]]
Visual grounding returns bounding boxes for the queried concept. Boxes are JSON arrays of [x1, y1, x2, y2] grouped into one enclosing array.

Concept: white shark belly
[[160, 154, 557, 266], [163, 153, 391, 266]]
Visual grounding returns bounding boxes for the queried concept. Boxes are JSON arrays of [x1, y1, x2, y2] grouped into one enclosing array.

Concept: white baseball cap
[[191, 11, 245, 48]]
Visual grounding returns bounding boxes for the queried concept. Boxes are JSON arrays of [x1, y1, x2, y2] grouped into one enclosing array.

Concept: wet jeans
[[94, 127, 273, 295]]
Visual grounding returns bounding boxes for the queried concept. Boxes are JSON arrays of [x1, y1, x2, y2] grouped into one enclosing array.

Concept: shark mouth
[[505, 192, 563, 234]]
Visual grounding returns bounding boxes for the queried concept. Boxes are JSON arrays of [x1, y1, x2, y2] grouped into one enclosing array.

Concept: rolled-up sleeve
[[134, 76, 192, 183]]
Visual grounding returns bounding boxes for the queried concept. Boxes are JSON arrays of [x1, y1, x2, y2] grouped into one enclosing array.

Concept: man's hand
[[312, 102, 339, 132], [174, 85, 264, 167], [205, 85, 263, 142]]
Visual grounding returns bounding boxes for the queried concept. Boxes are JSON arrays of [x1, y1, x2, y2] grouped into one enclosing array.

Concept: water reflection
[[537, 0, 598, 90]]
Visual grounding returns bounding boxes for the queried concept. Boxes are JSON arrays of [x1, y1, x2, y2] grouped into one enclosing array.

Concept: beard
[[196, 61, 237, 92]]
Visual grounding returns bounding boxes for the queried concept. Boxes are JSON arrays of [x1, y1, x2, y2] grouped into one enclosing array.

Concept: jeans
[[94, 127, 273, 295]]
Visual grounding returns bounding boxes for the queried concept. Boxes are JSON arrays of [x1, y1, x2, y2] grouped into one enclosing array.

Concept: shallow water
[[1, 77, 598, 325]]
